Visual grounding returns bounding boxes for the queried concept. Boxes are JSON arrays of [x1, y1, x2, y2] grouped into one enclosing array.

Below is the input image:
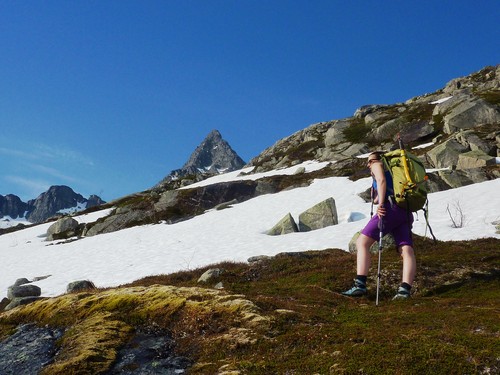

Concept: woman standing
[[342, 152, 416, 300]]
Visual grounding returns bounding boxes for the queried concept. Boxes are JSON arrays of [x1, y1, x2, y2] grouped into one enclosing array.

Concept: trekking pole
[[376, 218, 383, 306]]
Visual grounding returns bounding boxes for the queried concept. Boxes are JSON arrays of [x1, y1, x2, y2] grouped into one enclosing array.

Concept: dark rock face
[[0, 194, 28, 219], [156, 129, 246, 188], [182, 129, 246, 173], [26, 185, 87, 223], [0, 324, 64, 375]]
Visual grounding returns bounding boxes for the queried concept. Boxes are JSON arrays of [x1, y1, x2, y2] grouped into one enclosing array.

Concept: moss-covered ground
[[1, 236, 499, 374]]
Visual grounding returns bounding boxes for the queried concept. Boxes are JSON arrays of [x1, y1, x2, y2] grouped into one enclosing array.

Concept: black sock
[[356, 275, 367, 285], [401, 282, 412, 291]]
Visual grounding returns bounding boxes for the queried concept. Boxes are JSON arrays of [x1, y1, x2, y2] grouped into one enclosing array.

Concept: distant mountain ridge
[[156, 129, 246, 188], [0, 186, 105, 224]]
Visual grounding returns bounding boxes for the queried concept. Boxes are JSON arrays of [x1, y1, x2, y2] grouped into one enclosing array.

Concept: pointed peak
[[205, 129, 222, 140]]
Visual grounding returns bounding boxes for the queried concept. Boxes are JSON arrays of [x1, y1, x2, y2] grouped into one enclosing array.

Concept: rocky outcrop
[[0, 284, 270, 374], [108, 328, 192, 374], [248, 65, 499, 174], [431, 90, 500, 135], [0, 324, 64, 375]]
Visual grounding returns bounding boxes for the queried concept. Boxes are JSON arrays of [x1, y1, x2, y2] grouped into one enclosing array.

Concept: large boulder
[[427, 138, 469, 168], [298, 198, 338, 232], [456, 150, 496, 169], [434, 168, 493, 189], [442, 98, 500, 134], [83, 206, 152, 237], [266, 213, 299, 236], [46, 217, 80, 241], [456, 130, 497, 155]]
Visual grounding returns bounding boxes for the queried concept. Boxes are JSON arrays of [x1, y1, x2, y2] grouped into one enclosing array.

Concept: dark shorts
[[361, 202, 414, 247]]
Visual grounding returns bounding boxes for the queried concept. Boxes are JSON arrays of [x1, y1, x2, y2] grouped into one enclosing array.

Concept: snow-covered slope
[[1, 162, 499, 299]]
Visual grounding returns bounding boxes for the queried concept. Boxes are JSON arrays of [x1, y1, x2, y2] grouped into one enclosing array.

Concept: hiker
[[342, 151, 416, 300]]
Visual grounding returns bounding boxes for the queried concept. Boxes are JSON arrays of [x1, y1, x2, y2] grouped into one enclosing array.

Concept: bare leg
[[399, 245, 416, 285], [356, 233, 376, 276]]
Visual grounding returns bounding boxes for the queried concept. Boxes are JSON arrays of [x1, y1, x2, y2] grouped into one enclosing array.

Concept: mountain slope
[[249, 64, 499, 173]]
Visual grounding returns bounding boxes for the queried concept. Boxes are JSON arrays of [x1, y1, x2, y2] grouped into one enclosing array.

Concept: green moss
[[40, 312, 133, 375], [343, 118, 371, 144], [479, 90, 500, 106]]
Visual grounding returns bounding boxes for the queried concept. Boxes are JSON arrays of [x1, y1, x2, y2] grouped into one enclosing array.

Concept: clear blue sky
[[1, 1, 498, 202]]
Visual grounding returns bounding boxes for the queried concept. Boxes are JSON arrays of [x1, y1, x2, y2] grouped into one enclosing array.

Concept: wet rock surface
[[0, 324, 191, 375], [0, 323, 64, 375], [106, 328, 192, 374]]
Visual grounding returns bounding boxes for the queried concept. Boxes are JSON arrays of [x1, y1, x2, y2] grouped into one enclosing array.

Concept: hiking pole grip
[[376, 218, 383, 306]]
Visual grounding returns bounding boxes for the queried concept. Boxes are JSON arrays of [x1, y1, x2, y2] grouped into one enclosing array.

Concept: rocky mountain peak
[[156, 129, 246, 188], [1, 186, 105, 224], [182, 129, 245, 173], [25, 186, 105, 223]]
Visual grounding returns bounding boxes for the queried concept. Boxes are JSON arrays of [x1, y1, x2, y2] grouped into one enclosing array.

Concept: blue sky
[[1, 1, 498, 202]]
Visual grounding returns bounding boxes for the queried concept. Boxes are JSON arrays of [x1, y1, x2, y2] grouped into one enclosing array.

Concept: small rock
[[198, 268, 224, 283], [0, 297, 10, 311], [5, 296, 43, 311], [67, 280, 96, 293], [7, 284, 42, 299], [247, 255, 270, 263]]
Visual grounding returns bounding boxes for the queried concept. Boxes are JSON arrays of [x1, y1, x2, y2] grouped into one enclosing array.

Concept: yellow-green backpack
[[381, 149, 428, 212]]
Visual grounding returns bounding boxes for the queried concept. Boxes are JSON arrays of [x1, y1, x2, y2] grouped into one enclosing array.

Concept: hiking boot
[[392, 286, 411, 300], [341, 280, 367, 297]]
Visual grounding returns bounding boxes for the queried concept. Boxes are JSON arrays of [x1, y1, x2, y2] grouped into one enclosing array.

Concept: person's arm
[[371, 162, 386, 217]]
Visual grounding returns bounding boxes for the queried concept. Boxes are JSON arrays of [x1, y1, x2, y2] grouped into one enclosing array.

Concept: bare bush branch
[[446, 201, 466, 228]]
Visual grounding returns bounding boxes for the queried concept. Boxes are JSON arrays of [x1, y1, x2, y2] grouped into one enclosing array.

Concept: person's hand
[[377, 204, 386, 218]]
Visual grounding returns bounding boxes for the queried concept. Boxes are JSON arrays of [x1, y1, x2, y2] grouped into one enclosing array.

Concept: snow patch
[[0, 216, 31, 229], [430, 96, 453, 104], [57, 202, 88, 215], [412, 142, 434, 150]]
